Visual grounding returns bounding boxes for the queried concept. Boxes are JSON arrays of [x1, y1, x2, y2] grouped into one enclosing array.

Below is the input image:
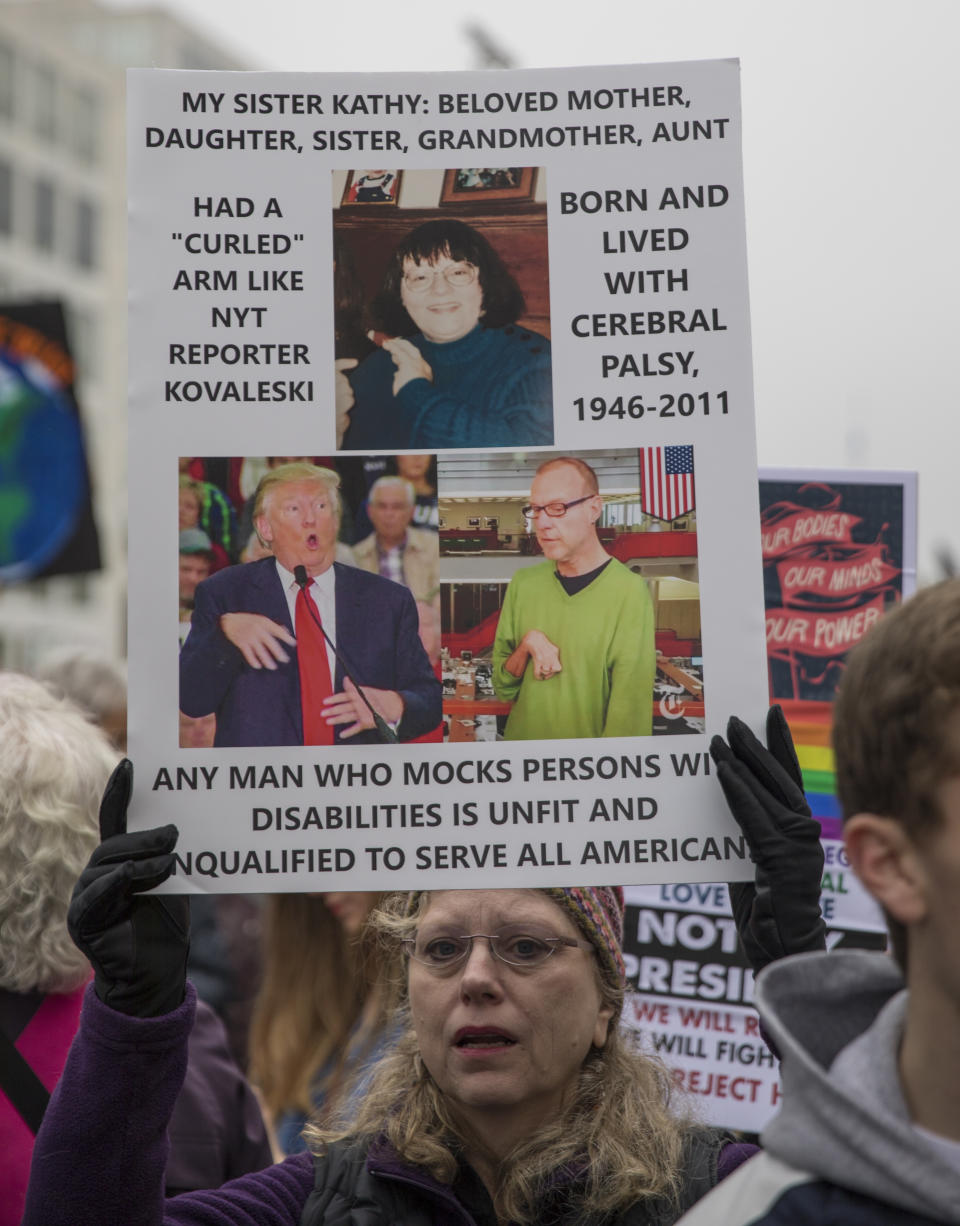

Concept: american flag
[[640, 446, 696, 521]]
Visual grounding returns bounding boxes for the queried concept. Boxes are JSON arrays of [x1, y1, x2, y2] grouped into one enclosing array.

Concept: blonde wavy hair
[[310, 891, 694, 1224], [0, 673, 118, 993], [249, 894, 390, 1123]]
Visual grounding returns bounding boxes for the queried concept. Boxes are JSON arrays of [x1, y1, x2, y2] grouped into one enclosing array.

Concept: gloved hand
[[710, 705, 826, 972], [67, 759, 190, 1017]]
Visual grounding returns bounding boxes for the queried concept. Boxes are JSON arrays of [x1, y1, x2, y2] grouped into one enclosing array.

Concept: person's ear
[[845, 814, 928, 926], [255, 514, 274, 545], [592, 999, 616, 1048]]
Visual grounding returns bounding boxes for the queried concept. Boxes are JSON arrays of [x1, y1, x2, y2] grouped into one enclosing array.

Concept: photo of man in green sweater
[[492, 457, 656, 740]]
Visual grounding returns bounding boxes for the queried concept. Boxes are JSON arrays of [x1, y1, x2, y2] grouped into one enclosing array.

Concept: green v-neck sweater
[[492, 557, 655, 740]]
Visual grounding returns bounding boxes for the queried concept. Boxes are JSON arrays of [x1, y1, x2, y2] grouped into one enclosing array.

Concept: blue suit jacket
[[179, 558, 440, 747]]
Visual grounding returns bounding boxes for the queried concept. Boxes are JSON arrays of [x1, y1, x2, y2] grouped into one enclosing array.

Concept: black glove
[[67, 759, 190, 1017], [710, 705, 826, 973]]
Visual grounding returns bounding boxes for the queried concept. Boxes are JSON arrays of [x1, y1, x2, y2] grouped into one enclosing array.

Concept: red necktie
[[296, 585, 334, 745]]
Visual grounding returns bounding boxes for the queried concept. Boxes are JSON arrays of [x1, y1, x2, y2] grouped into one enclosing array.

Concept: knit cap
[[541, 886, 625, 989]]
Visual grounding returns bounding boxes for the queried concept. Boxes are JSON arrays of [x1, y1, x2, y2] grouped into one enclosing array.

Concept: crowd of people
[[3, 578, 959, 1221]]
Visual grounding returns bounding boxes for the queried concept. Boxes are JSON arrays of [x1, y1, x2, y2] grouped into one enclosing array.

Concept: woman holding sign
[[339, 219, 554, 452], [25, 709, 824, 1226]]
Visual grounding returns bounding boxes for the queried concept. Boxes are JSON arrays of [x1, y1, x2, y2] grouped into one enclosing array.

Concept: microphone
[[293, 565, 399, 745]]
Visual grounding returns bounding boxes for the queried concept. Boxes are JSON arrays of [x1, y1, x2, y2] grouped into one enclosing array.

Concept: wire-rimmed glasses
[[402, 263, 479, 295], [402, 928, 595, 971]]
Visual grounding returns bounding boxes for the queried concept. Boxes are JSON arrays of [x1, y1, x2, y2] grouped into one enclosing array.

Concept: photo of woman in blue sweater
[[339, 219, 554, 452]]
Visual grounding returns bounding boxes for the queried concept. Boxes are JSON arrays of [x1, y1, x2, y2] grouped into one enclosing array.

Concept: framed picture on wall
[[440, 167, 537, 204], [341, 170, 402, 205]]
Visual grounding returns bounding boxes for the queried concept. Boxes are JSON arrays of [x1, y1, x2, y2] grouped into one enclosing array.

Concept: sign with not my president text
[[615, 467, 915, 1134], [128, 60, 768, 893]]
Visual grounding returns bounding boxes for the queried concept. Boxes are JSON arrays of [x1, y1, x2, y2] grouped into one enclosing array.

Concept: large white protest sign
[[128, 60, 768, 892]]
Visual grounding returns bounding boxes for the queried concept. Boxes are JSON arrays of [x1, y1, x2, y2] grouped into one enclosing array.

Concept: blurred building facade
[[0, 0, 246, 669]]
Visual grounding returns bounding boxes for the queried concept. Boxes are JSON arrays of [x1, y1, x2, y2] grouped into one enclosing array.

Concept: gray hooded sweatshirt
[[676, 948, 960, 1224]]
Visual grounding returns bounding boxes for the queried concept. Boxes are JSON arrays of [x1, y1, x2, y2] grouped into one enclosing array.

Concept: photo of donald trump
[[179, 462, 440, 747]]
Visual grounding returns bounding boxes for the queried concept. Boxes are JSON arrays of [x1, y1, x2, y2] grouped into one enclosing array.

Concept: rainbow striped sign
[[760, 468, 918, 839]]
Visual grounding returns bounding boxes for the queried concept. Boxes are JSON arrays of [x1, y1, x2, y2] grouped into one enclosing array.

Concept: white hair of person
[[34, 647, 127, 725], [370, 475, 415, 506], [0, 673, 118, 993]]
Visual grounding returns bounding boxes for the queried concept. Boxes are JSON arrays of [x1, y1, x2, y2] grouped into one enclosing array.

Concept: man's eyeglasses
[[402, 264, 479, 294], [402, 928, 594, 971], [521, 495, 594, 520]]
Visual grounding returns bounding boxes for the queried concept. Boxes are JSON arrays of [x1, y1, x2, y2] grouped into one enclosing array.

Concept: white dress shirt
[[275, 559, 338, 684]]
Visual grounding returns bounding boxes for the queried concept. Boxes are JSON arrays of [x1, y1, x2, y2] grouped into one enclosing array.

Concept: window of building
[[70, 573, 92, 603], [34, 178, 55, 251], [74, 197, 97, 269], [66, 305, 99, 384], [32, 60, 58, 142], [71, 85, 100, 164], [0, 40, 15, 121], [0, 159, 12, 236], [602, 500, 643, 529]]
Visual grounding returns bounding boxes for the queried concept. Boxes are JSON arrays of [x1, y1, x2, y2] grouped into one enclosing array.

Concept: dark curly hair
[[373, 219, 525, 337]]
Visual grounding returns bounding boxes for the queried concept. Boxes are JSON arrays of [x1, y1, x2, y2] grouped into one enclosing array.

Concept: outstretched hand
[[335, 357, 358, 448], [381, 336, 434, 395], [220, 611, 295, 670], [67, 760, 190, 1017], [710, 705, 826, 973], [322, 678, 403, 739]]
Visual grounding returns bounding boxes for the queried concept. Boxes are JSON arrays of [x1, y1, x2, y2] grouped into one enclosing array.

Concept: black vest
[[299, 1127, 732, 1226]]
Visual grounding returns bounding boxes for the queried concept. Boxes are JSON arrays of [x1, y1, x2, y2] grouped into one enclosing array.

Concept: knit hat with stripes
[[541, 886, 625, 989]]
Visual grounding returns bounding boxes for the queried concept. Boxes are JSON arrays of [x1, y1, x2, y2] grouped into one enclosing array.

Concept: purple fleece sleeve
[[717, 1140, 760, 1181], [23, 982, 314, 1226]]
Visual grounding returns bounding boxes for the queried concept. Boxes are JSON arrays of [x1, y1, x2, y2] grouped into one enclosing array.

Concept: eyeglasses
[[521, 495, 594, 520], [402, 263, 479, 294], [402, 928, 595, 971]]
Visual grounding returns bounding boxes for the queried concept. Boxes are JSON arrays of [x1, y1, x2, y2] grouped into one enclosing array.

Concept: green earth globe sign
[[0, 350, 86, 582]]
